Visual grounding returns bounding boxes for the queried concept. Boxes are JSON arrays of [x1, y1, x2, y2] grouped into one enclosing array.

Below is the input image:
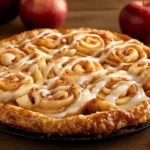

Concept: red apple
[[19, 0, 68, 29], [119, 0, 150, 44], [0, 0, 19, 24]]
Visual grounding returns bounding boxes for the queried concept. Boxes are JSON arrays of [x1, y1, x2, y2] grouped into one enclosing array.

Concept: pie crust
[[0, 28, 150, 136]]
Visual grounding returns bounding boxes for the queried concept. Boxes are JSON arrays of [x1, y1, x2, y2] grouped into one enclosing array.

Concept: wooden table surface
[[0, 0, 150, 149], [0, 0, 130, 39]]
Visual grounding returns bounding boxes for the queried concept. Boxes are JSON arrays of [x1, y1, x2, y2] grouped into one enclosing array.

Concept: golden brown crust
[[0, 100, 150, 135], [0, 28, 150, 136]]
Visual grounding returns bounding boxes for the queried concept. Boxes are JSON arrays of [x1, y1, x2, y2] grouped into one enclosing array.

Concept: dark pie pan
[[0, 121, 150, 141]]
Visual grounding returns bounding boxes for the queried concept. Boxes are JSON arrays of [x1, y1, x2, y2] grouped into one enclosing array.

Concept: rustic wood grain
[[62, 10, 121, 32], [67, 0, 129, 10]]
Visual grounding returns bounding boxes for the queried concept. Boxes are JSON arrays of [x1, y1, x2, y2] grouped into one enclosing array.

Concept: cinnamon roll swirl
[[87, 71, 147, 113], [0, 48, 26, 67], [0, 28, 150, 137]]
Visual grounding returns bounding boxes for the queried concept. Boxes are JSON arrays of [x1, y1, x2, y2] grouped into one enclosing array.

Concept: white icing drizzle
[[77, 69, 107, 85], [0, 70, 32, 82], [46, 77, 59, 89], [49, 89, 95, 118], [58, 56, 99, 76], [11, 53, 42, 70], [136, 69, 150, 86], [14, 84, 38, 98], [44, 62, 55, 79], [28, 64, 39, 75], [20, 30, 56, 46], [118, 58, 150, 85], [92, 71, 132, 94], [97, 40, 142, 63], [0, 84, 37, 102], [50, 86, 70, 93], [22, 31, 101, 61], [21, 29, 90, 50], [48, 71, 134, 118], [61, 30, 90, 38], [0, 44, 16, 50], [36, 86, 70, 98], [34, 47, 51, 59], [41, 89, 51, 97], [93, 39, 137, 58], [105, 81, 146, 109], [0, 92, 14, 102], [0, 29, 148, 119], [92, 40, 124, 57], [15, 53, 34, 67]]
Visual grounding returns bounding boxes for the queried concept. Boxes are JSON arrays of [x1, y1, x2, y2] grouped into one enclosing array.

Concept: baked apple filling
[[0, 28, 149, 120]]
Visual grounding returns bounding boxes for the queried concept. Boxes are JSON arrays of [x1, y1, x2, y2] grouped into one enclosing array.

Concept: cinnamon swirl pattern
[[0, 28, 150, 135]]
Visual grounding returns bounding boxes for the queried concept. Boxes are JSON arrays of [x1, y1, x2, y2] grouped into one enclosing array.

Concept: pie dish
[[0, 28, 150, 137]]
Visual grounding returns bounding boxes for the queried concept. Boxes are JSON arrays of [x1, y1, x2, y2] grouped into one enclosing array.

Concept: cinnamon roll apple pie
[[0, 28, 150, 136]]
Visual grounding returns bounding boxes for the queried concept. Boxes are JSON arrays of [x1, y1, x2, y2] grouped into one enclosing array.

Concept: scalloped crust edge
[[0, 100, 150, 136]]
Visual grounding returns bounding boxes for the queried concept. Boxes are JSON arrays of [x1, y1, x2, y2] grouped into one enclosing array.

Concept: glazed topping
[[0, 28, 149, 119]]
